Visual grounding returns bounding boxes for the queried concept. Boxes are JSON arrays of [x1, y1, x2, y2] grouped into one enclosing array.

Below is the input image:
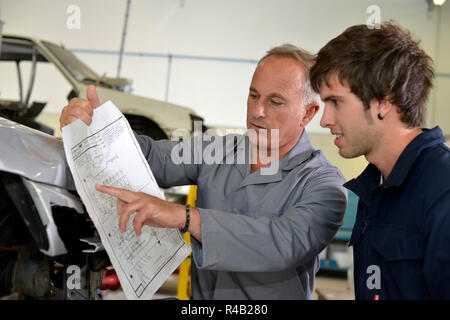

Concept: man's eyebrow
[[268, 93, 287, 101], [322, 95, 343, 102], [250, 87, 286, 98]]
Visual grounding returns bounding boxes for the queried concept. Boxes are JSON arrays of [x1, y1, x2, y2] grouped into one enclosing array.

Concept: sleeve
[[423, 189, 450, 299], [191, 168, 347, 272], [135, 134, 200, 187]]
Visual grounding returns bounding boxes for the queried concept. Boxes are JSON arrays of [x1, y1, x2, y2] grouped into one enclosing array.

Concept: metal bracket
[[80, 237, 104, 253]]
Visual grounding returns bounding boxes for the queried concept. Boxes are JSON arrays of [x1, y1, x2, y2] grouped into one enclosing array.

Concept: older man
[[60, 44, 347, 299]]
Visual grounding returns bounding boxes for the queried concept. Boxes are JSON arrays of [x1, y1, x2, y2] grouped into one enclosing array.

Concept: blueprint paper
[[62, 100, 191, 300]]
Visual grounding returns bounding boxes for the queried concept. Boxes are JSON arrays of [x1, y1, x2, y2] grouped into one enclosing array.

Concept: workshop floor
[[102, 274, 352, 300], [313, 275, 354, 300]]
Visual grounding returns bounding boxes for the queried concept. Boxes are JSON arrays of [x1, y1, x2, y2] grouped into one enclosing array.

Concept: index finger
[[95, 184, 140, 203]]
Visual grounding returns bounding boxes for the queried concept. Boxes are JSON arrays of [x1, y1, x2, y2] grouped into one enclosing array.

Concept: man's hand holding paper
[[61, 91, 191, 300]]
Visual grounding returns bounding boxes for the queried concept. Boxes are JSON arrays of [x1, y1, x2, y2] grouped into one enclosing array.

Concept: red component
[[100, 269, 121, 291]]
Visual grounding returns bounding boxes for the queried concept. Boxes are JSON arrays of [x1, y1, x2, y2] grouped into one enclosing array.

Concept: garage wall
[[1, 0, 448, 127], [430, 5, 450, 136], [0, 0, 449, 179]]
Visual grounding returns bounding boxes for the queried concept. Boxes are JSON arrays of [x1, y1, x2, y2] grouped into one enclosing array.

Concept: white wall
[[1, 0, 449, 132], [430, 4, 450, 134]]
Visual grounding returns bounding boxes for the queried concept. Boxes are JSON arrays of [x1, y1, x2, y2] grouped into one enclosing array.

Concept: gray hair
[[259, 44, 320, 107]]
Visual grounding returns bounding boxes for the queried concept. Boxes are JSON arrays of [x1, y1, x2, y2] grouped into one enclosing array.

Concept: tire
[[125, 115, 168, 140], [0, 176, 32, 247]]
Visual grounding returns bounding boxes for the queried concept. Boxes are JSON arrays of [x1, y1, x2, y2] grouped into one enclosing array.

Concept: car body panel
[[76, 83, 194, 137], [0, 117, 75, 190]]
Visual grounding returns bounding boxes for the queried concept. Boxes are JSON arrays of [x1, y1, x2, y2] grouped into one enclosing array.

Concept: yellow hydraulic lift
[[176, 185, 197, 300]]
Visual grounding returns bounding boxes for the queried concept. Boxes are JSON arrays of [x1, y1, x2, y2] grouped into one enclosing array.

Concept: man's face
[[246, 56, 306, 152], [319, 72, 380, 159]]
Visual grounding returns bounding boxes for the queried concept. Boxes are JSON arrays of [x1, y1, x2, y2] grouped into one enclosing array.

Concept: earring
[[377, 113, 384, 120]]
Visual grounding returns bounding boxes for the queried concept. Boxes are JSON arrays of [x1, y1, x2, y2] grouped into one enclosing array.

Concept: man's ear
[[371, 95, 394, 120], [301, 103, 320, 126]]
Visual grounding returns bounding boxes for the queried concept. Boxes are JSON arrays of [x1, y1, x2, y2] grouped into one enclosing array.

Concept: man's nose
[[253, 99, 266, 118], [320, 104, 334, 128]]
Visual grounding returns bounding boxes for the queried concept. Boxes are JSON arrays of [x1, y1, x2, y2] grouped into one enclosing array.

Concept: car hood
[[77, 84, 198, 136], [0, 117, 75, 190]]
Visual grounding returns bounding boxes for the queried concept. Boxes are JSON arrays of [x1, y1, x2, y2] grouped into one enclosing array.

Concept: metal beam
[[117, 0, 132, 78]]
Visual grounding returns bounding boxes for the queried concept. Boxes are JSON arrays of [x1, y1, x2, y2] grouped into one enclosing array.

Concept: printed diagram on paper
[[62, 101, 191, 300]]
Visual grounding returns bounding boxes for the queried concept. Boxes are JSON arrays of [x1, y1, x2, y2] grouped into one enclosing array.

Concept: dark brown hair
[[310, 21, 434, 127]]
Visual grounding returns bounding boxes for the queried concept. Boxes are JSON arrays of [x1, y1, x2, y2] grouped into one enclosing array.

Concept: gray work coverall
[[137, 131, 347, 299]]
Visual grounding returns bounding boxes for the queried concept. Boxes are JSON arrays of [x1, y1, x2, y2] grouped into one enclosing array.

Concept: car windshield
[[42, 40, 100, 83]]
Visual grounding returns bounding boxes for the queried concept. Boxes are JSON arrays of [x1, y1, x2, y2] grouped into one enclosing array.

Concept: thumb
[[86, 85, 101, 108]]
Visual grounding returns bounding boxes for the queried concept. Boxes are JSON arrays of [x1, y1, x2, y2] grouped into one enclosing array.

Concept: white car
[[0, 34, 207, 139]]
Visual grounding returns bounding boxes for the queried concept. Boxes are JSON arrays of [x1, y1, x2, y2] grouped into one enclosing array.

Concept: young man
[[60, 44, 347, 299], [310, 22, 450, 299]]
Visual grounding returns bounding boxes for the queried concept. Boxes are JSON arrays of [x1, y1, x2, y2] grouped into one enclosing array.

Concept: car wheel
[[125, 115, 168, 140]]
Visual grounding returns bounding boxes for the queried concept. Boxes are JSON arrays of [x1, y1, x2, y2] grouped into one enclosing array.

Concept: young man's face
[[246, 56, 307, 152], [319, 72, 381, 159]]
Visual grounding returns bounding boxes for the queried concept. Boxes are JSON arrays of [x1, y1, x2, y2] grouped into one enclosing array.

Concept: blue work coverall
[[345, 126, 450, 299]]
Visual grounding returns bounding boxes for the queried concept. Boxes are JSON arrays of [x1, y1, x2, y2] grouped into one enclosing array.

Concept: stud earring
[[377, 113, 384, 120]]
